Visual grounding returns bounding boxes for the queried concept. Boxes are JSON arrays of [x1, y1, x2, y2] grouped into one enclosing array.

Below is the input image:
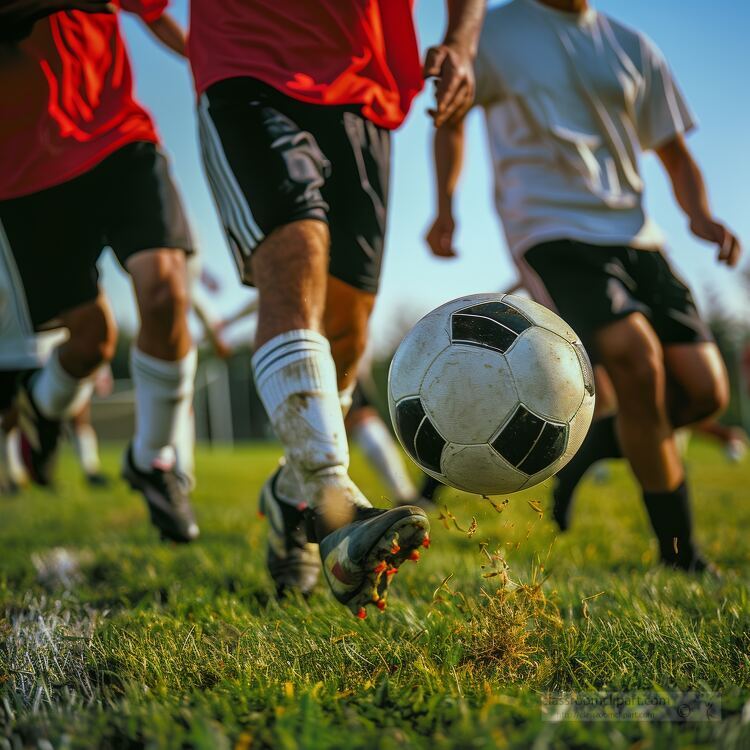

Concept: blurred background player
[[66, 364, 114, 488], [188, 0, 485, 615], [0, 0, 199, 542], [428, 0, 741, 572]]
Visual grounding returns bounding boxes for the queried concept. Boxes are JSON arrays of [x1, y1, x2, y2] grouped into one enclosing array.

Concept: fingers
[[422, 46, 447, 79], [429, 50, 474, 127], [426, 221, 457, 258], [719, 231, 742, 267]]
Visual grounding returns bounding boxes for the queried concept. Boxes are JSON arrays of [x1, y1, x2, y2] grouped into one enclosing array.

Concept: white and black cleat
[[15, 373, 61, 487], [122, 444, 199, 543], [318, 505, 430, 618], [258, 468, 320, 598]]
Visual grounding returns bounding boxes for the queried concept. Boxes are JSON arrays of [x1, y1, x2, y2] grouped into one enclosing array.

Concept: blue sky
[[108, 0, 750, 353]]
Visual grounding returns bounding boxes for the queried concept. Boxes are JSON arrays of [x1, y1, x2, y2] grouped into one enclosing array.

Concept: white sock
[[339, 382, 356, 419], [131, 346, 197, 472], [353, 415, 418, 503], [32, 349, 94, 420], [174, 406, 196, 488], [72, 423, 101, 476], [252, 330, 370, 514], [6, 428, 27, 485], [274, 383, 359, 508]]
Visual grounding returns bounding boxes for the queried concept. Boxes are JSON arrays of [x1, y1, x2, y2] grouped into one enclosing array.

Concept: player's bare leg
[[553, 342, 730, 529], [597, 315, 681, 491], [252, 221, 429, 615], [16, 294, 117, 486], [595, 313, 711, 571], [664, 343, 729, 428], [122, 248, 199, 543]]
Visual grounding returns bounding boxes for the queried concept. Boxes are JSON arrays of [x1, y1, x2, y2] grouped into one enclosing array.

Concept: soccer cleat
[[259, 468, 320, 598], [15, 374, 61, 487], [121, 444, 199, 543], [319, 504, 430, 617]]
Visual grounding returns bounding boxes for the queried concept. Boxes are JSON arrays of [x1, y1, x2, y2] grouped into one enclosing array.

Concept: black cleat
[[15, 373, 61, 487], [258, 467, 320, 598], [122, 444, 199, 543]]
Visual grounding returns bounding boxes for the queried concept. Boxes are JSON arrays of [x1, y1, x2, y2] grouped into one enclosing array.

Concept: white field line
[[2, 562, 105, 719]]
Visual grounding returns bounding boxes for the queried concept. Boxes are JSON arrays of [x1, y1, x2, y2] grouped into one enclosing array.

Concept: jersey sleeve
[[636, 34, 697, 151], [119, 0, 168, 23]]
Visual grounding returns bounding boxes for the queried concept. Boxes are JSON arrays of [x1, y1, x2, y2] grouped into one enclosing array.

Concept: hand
[[690, 215, 742, 267], [426, 213, 457, 258], [423, 43, 475, 127]]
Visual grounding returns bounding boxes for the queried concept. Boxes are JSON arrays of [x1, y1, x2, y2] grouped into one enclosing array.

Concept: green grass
[[1, 440, 749, 749]]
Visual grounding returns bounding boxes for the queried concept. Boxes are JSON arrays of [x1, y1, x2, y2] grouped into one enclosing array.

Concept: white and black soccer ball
[[387, 293, 596, 495]]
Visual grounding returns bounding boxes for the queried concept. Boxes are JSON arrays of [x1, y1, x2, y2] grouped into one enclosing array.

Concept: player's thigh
[[321, 110, 391, 296], [197, 78, 330, 284], [664, 341, 729, 423], [0, 178, 102, 333], [594, 313, 666, 405]]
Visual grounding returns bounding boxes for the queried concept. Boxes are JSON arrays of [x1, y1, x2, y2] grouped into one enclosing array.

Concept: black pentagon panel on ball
[[414, 416, 446, 473], [490, 404, 545, 467], [518, 421, 568, 475], [451, 301, 532, 354], [394, 397, 425, 462]]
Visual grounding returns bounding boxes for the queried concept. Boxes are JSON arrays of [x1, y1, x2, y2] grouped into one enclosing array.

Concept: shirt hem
[[195, 71, 406, 130], [0, 131, 160, 202], [512, 230, 664, 258]]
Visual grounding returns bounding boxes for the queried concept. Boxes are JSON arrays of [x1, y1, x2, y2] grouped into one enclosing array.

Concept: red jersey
[[188, 0, 423, 131], [0, 0, 165, 201]]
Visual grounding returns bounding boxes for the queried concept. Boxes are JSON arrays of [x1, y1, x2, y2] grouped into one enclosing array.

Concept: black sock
[[552, 416, 621, 530], [642, 481, 700, 569], [419, 474, 442, 501]]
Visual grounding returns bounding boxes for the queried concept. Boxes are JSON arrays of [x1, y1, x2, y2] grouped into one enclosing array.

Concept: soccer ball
[[387, 293, 595, 495]]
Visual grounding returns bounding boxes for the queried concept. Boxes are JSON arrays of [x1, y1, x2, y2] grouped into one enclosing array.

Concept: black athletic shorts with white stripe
[[0, 141, 192, 331], [198, 78, 391, 294]]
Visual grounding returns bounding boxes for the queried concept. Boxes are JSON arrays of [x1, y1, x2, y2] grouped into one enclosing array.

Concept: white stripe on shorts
[[198, 95, 264, 277]]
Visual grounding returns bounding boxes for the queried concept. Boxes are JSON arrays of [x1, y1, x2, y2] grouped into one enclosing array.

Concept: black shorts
[[0, 141, 192, 329], [521, 240, 712, 362], [198, 78, 390, 294]]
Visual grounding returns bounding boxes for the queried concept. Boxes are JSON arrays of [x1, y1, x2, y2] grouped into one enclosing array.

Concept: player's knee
[[609, 348, 664, 407], [66, 307, 118, 372], [685, 378, 729, 423], [138, 269, 189, 329]]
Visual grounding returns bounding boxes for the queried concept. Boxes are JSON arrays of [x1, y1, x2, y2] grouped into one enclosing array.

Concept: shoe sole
[[341, 512, 430, 619]]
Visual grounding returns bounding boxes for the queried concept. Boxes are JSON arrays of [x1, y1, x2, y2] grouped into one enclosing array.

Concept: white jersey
[[474, 0, 695, 257]]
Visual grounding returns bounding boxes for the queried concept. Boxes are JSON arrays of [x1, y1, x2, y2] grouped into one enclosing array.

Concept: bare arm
[[143, 11, 186, 57], [656, 134, 741, 267], [426, 118, 466, 258], [423, 0, 486, 127]]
